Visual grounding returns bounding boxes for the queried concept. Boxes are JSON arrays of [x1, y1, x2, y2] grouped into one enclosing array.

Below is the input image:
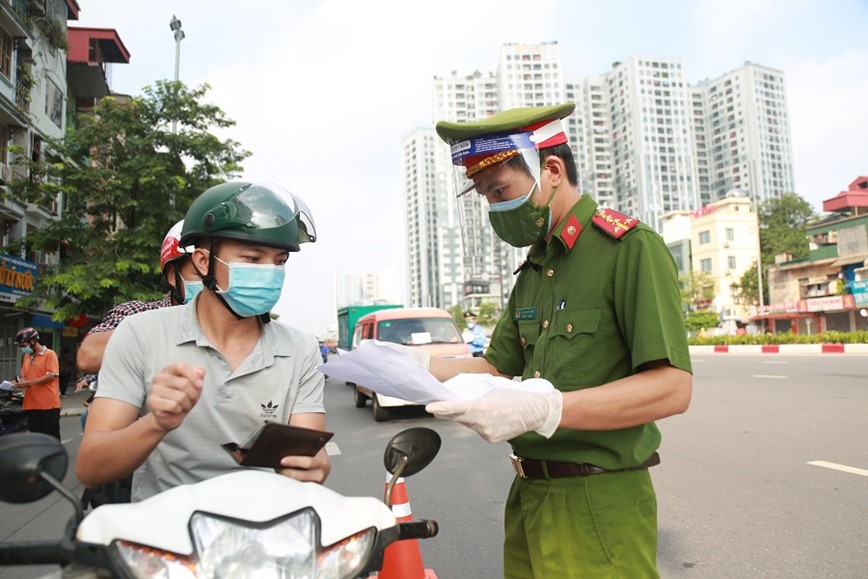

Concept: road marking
[[326, 442, 341, 456], [752, 374, 787, 379], [807, 461, 868, 477]]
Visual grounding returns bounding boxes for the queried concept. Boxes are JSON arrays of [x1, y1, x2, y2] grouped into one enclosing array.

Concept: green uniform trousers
[[503, 469, 658, 578]]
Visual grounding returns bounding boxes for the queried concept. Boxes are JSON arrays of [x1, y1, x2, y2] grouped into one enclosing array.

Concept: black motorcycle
[[0, 388, 27, 436]]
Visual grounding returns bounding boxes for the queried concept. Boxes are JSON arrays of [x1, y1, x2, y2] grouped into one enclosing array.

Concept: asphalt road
[[1, 355, 866, 578]]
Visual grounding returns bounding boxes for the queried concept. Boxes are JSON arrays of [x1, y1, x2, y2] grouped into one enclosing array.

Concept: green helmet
[[180, 182, 316, 252]]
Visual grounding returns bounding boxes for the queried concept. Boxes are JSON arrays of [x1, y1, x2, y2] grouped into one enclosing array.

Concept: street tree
[[476, 301, 500, 329], [757, 193, 815, 264], [4, 81, 250, 321], [734, 193, 815, 305], [679, 271, 715, 312]]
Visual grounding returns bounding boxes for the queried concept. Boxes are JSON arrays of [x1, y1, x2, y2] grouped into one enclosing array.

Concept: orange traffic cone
[[373, 474, 437, 579]]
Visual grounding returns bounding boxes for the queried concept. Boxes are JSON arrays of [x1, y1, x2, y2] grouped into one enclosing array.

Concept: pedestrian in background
[[463, 311, 487, 357], [13, 327, 61, 439], [391, 103, 692, 578], [58, 346, 75, 397]]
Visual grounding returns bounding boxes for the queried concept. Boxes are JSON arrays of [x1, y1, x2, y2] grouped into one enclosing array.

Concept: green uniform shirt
[[485, 195, 692, 470]]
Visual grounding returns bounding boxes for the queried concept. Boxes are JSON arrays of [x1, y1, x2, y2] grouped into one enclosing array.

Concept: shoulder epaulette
[[592, 208, 639, 240]]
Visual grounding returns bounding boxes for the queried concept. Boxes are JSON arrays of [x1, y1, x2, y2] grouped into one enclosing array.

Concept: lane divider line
[[807, 461, 868, 477]]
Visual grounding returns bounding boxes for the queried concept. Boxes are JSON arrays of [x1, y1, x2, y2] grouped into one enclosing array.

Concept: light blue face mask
[[20, 346, 33, 355], [182, 279, 204, 305], [488, 182, 538, 213], [214, 257, 286, 317]]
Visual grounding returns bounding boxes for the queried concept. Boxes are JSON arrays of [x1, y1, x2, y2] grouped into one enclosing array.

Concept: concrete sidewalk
[[60, 387, 91, 417], [690, 343, 868, 355]]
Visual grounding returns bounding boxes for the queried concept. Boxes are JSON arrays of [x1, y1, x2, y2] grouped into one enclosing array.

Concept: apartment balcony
[[15, 79, 29, 111], [67, 27, 130, 99]]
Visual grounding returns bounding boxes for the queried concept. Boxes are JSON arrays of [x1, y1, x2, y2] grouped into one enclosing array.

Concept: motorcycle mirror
[[0, 433, 68, 503], [384, 427, 441, 478]]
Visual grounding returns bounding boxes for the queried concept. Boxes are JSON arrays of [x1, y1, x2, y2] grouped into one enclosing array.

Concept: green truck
[[336, 304, 402, 351]]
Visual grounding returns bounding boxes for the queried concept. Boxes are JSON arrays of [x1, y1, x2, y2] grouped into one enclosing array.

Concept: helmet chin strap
[[169, 266, 184, 305]]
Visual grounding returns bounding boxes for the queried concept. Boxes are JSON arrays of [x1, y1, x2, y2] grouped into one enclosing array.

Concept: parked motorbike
[[0, 387, 27, 436], [0, 427, 440, 578]]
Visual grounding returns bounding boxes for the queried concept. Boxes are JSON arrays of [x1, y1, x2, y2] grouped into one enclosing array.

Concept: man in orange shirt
[[14, 327, 61, 439]]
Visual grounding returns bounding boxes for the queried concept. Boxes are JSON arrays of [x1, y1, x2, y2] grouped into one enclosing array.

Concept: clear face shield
[[450, 138, 545, 251]]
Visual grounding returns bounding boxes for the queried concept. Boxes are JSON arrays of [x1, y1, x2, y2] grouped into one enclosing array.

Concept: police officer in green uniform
[[412, 103, 693, 578]]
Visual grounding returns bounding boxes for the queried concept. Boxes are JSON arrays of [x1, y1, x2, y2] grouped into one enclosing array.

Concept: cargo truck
[[336, 304, 402, 351]]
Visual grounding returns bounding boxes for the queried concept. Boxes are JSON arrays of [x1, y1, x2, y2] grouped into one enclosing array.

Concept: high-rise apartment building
[[691, 62, 794, 207], [335, 269, 401, 310], [406, 43, 794, 313], [605, 56, 700, 232]]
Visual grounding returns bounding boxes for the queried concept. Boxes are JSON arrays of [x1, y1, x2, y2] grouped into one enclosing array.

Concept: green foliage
[[734, 263, 767, 307], [758, 193, 815, 266], [3, 81, 250, 320], [689, 331, 868, 345], [447, 304, 463, 328], [731, 193, 814, 306], [684, 310, 720, 333], [448, 300, 500, 330], [679, 271, 715, 312], [476, 301, 500, 329]]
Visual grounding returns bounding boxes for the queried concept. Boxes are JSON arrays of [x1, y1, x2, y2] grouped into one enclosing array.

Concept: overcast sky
[[74, 0, 868, 337]]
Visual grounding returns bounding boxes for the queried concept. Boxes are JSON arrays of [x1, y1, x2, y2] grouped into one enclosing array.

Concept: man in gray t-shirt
[[76, 182, 329, 501]]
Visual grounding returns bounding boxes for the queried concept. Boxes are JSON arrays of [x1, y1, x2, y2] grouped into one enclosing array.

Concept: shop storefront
[[0, 253, 83, 379]]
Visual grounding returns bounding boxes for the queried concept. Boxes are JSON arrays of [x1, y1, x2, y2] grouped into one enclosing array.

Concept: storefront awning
[[831, 254, 868, 267]]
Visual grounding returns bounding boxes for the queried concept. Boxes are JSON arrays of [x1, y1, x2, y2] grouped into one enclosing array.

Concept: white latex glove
[[374, 340, 431, 371], [425, 385, 563, 443]]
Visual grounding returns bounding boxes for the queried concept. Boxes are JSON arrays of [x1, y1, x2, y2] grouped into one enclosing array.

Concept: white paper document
[[0, 380, 16, 391], [319, 340, 553, 405]]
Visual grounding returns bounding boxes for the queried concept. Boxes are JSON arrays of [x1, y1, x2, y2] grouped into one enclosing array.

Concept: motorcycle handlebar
[[397, 520, 439, 540], [0, 541, 63, 565]]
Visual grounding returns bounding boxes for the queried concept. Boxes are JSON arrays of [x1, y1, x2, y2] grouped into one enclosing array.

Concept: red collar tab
[[561, 214, 583, 250], [592, 208, 639, 239]]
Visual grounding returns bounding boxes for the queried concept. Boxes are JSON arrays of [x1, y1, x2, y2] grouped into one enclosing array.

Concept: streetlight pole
[[169, 15, 185, 134]]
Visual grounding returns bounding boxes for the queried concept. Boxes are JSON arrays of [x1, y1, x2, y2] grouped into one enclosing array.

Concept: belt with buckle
[[509, 451, 660, 479]]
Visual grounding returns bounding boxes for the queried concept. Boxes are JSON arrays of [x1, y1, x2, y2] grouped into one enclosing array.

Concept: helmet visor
[[260, 182, 317, 244], [204, 184, 296, 233]]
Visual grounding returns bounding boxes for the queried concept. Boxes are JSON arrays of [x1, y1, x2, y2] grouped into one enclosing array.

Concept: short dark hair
[[540, 143, 578, 187], [503, 143, 578, 187]]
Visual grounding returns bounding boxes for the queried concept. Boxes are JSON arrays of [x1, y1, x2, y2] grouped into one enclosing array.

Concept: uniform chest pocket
[[517, 320, 541, 366], [552, 305, 601, 339], [548, 305, 602, 387]]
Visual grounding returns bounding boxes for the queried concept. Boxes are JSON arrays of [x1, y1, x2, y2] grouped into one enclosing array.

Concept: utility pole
[[169, 15, 185, 134]]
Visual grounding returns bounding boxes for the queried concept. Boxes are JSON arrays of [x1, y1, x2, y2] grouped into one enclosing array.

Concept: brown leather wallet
[[511, 451, 661, 480], [222, 422, 334, 469]]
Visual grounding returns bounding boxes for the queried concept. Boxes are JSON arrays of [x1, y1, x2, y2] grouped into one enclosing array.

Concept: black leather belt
[[510, 452, 660, 479]]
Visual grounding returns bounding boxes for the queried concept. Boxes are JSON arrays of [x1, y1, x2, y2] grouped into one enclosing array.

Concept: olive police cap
[[436, 103, 575, 178], [435, 103, 575, 144]]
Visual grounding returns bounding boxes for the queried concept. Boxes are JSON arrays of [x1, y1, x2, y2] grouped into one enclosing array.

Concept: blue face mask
[[182, 279, 204, 305], [488, 182, 537, 213], [20, 346, 33, 355], [214, 257, 286, 317]]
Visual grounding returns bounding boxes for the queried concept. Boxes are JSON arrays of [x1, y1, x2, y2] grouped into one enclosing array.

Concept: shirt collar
[[176, 295, 291, 360], [526, 194, 599, 266]]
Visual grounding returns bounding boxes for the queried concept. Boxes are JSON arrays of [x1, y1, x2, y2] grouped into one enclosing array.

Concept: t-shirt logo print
[[260, 400, 280, 419]]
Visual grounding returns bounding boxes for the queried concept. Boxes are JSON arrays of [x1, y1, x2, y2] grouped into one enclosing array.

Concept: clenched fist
[[146, 363, 205, 433]]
